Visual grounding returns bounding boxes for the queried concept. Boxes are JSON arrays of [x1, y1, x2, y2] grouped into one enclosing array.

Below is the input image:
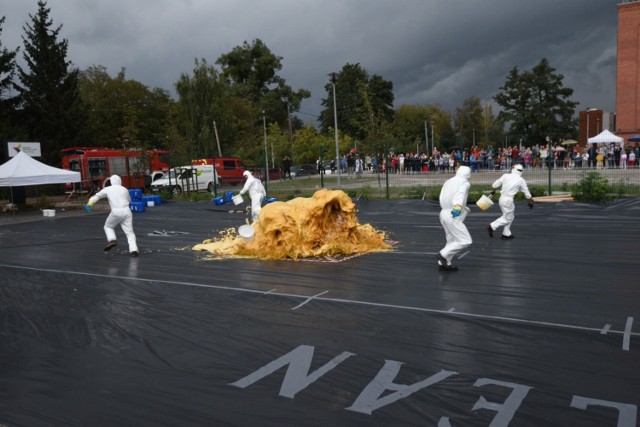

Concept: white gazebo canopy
[[587, 129, 624, 144], [0, 150, 80, 186]]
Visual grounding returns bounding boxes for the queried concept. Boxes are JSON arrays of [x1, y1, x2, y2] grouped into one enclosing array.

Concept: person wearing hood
[[238, 170, 267, 222], [487, 163, 534, 240], [85, 175, 139, 256], [437, 165, 472, 272]]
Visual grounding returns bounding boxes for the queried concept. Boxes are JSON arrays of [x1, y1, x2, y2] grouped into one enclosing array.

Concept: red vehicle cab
[[192, 157, 246, 185], [61, 147, 170, 192]]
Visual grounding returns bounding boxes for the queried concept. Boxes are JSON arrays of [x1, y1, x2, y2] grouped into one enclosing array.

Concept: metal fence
[[257, 163, 640, 201]]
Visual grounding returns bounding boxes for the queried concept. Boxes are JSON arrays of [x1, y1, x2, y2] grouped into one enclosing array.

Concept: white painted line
[[623, 317, 633, 351], [291, 291, 329, 310], [2, 263, 638, 340], [265, 289, 277, 294], [448, 308, 456, 312], [600, 324, 611, 335], [457, 251, 470, 259]]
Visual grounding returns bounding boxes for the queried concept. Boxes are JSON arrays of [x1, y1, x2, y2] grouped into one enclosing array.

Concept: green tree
[[15, 0, 86, 164], [175, 58, 234, 159], [292, 124, 354, 165], [216, 39, 310, 130], [0, 16, 21, 147], [494, 58, 577, 146], [453, 96, 483, 148], [393, 104, 450, 154], [79, 65, 177, 152], [319, 63, 394, 142], [479, 103, 503, 146]]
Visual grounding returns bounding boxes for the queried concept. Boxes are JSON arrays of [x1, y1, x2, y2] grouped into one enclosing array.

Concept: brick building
[[616, 1, 640, 141], [578, 108, 615, 145]]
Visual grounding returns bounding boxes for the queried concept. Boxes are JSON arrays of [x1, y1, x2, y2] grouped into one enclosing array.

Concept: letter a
[[229, 345, 355, 398], [347, 360, 457, 415]]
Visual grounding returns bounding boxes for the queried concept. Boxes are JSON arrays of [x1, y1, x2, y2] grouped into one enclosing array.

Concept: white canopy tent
[[0, 151, 81, 210], [0, 150, 80, 187], [587, 129, 624, 144]]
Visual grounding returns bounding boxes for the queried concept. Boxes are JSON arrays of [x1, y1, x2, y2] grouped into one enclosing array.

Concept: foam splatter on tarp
[[193, 189, 391, 260]]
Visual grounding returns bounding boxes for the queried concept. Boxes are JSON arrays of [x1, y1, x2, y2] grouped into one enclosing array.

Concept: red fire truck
[[61, 147, 170, 192]]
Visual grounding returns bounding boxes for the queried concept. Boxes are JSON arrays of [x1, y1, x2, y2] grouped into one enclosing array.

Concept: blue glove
[[451, 209, 461, 217], [85, 204, 93, 213]]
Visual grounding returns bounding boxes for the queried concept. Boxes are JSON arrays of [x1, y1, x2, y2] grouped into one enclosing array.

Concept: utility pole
[[213, 121, 222, 157], [424, 121, 429, 154], [263, 111, 269, 192], [330, 73, 341, 186]]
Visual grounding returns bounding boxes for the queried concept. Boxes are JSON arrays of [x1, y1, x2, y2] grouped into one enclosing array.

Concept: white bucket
[[147, 200, 155, 207], [43, 209, 56, 217], [238, 224, 254, 242], [232, 194, 244, 206], [476, 194, 494, 211]]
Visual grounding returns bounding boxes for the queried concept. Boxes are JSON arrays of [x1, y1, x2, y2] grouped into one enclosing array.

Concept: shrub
[[572, 172, 610, 202]]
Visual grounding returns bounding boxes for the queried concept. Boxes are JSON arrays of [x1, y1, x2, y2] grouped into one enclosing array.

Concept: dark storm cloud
[[1, 0, 618, 123]]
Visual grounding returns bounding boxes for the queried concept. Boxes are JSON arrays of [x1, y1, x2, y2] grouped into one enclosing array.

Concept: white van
[[151, 165, 219, 195]]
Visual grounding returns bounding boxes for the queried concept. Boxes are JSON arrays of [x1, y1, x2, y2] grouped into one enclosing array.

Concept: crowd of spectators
[[321, 142, 640, 175]]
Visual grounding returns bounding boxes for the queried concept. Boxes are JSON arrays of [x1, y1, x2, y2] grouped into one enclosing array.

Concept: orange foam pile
[[193, 189, 391, 260]]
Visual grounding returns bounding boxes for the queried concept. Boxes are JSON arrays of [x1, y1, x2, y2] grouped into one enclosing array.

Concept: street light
[[330, 73, 341, 186], [586, 108, 598, 142], [262, 110, 269, 192], [424, 121, 429, 154], [431, 121, 434, 154]]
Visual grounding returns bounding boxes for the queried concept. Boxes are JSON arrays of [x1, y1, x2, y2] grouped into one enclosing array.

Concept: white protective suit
[[489, 165, 532, 238], [87, 175, 139, 254], [239, 171, 267, 222], [438, 165, 472, 266]]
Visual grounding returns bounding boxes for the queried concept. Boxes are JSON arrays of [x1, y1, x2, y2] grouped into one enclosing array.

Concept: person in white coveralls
[[238, 170, 267, 222], [487, 163, 534, 240], [85, 174, 139, 257], [437, 165, 472, 272]]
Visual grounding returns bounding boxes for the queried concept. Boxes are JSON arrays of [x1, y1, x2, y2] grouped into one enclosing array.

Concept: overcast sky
[[1, 0, 619, 124]]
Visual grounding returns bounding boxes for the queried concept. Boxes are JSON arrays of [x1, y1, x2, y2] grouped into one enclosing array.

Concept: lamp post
[[286, 100, 294, 160], [424, 121, 429, 154], [330, 73, 341, 186], [431, 121, 434, 155], [262, 110, 269, 192], [586, 108, 598, 143]]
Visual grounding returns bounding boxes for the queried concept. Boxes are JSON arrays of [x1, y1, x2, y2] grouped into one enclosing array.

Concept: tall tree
[[216, 39, 309, 131], [319, 63, 394, 142], [175, 58, 232, 159], [79, 65, 177, 152], [393, 104, 450, 154], [453, 96, 484, 148], [494, 58, 577, 145], [0, 16, 21, 150], [15, 0, 86, 164]]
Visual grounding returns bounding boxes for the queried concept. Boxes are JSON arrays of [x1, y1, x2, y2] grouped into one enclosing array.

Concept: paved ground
[[0, 196, 638, 426]]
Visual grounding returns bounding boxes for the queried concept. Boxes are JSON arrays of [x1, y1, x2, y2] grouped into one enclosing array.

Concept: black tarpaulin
[[0, 198, 639, 426]]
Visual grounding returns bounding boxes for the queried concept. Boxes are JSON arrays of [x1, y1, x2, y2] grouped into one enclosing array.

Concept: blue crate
[[129, 189, 143, 201], [130, 201, 145, 212], [152, 195, 162, 205], [142, 196, 156, 207]]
